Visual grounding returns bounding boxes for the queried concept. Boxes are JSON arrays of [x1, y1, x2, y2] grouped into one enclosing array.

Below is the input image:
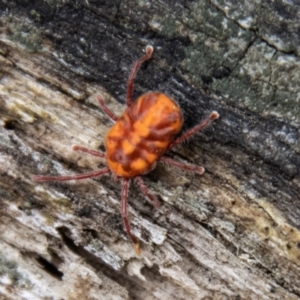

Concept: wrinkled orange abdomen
[[105, 92, 183, 177]]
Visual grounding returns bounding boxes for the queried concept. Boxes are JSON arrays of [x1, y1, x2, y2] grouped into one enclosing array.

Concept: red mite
[[33, 46, 219, 255]]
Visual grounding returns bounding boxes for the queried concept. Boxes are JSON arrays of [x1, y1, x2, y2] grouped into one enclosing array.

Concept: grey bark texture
[[0, 1, 300, 299]]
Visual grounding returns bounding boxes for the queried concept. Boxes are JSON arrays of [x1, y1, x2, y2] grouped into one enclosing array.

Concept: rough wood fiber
[[0, 1, 299, 299]]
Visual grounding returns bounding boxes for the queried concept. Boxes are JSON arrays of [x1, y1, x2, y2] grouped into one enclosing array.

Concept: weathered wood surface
[[0, 1, 300, 299]]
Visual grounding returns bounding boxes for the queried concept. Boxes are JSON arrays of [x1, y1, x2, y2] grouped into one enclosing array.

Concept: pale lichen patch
[[84, 241, 125, 271]]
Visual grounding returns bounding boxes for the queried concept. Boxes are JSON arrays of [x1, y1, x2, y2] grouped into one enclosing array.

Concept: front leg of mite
[[159, 156, 204, 174]]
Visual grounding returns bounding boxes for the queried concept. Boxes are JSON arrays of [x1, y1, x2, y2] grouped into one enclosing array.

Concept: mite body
[[106, 92, 183, 177], [33, 46, 219, 255]]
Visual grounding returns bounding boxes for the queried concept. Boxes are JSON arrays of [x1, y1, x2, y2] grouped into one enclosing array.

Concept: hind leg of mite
[[32, 167, 111, 182], [121, 178, 141, 255], [135, 176, 160, 208]]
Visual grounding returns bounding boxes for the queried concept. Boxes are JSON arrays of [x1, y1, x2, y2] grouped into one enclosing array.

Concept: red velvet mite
[[32, 46, 219, 255]]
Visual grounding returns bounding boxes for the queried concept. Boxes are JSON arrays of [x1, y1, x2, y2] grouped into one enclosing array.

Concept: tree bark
[[0, 1, 300, 299]]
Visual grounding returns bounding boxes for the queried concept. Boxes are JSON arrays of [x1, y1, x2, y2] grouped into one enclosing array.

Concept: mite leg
[[126, 45, 153, 107], [121, 178, 140, 255], [32, 167, 110, 182], [72, 145, 106, 158], [135, 176, 160, 208], [168, 111, 219, 150], [96, 94, 118, 122], [160, 156, 204, 175]]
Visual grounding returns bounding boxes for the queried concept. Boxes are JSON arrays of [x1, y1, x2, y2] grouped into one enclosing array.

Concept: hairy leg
[[32, 167, 110, 182], [168, 111, 219, 150], [126, 45, 153, 107], [96, 94, 118, 122], [72, 145, 106, 158], [135, 176, 160, 208], [121, 178, 140, 255], [160, 156, 204, 175]]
